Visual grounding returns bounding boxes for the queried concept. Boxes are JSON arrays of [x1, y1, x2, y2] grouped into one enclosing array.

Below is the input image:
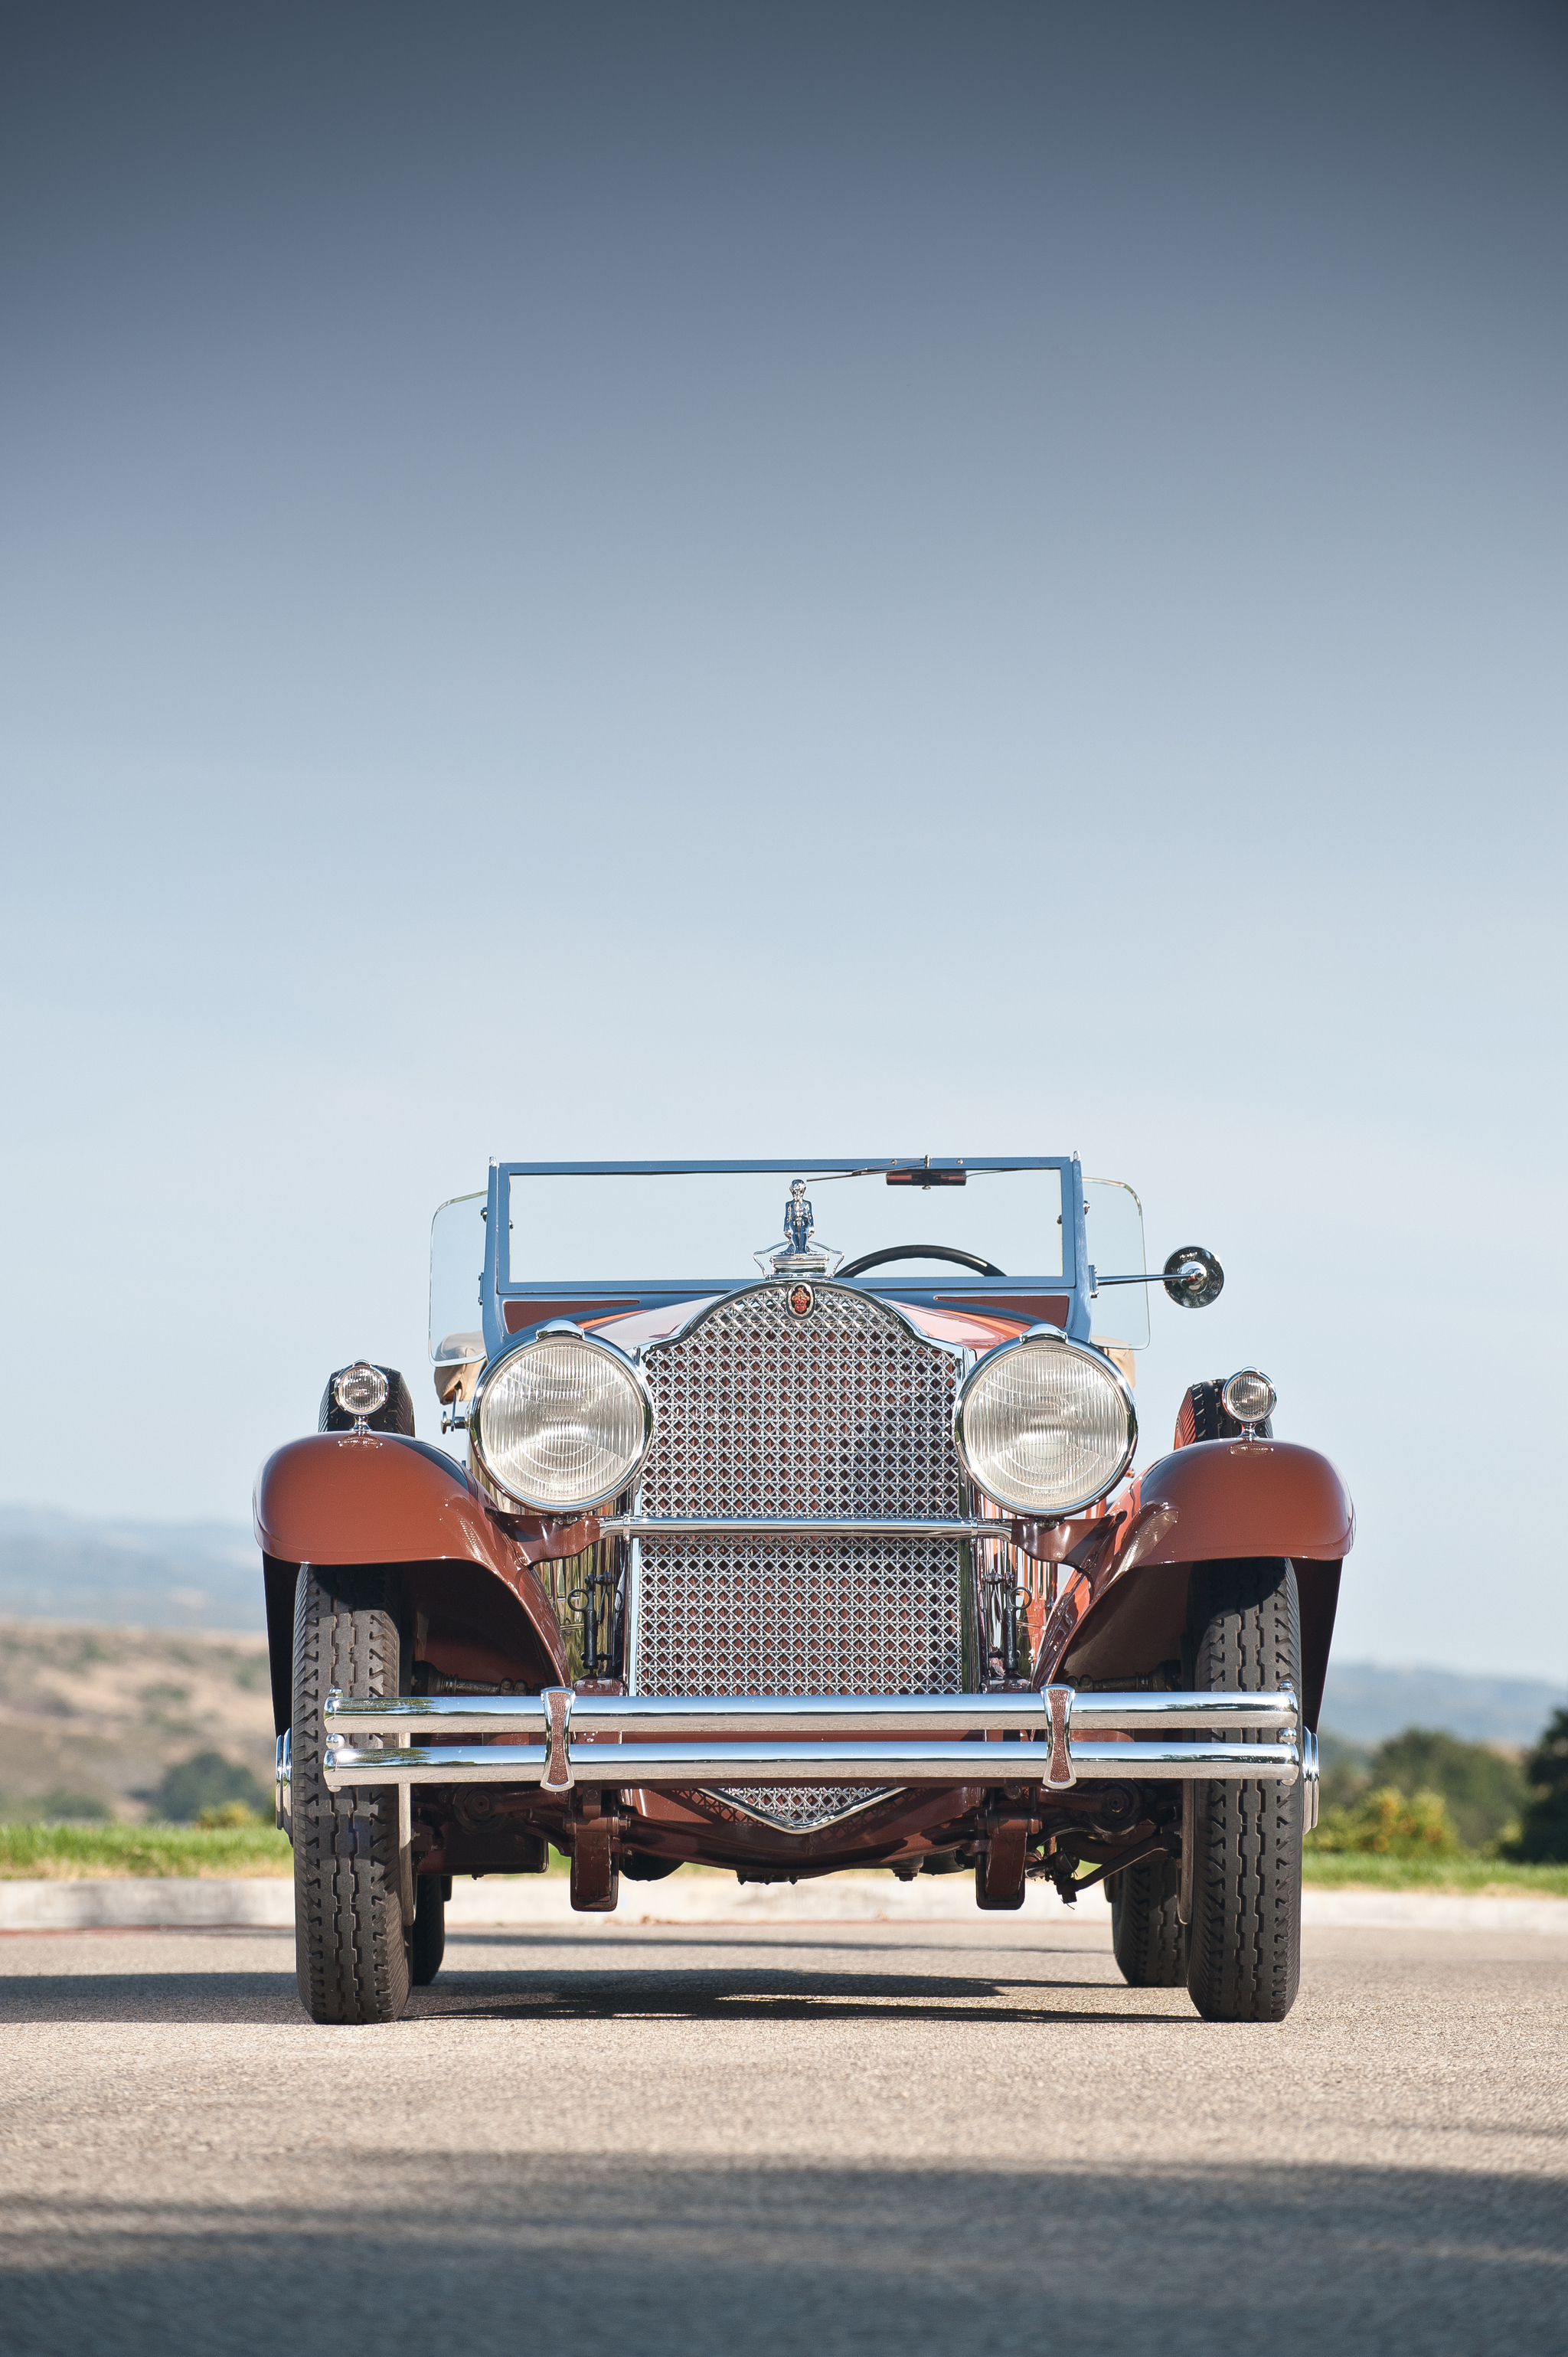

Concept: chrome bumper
[[321, 1686, 1303, 1795]]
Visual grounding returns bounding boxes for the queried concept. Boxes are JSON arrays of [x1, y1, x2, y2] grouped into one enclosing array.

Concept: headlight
[[954, 1329, 1136, 1517], [475, 1329, 653, 1514], [1221, 1368, 1276, 1430], [334, 1363, 389, 1420]]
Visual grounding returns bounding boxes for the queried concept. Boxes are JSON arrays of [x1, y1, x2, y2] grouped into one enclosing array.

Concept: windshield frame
[[479, 1157, 1090, 1359]]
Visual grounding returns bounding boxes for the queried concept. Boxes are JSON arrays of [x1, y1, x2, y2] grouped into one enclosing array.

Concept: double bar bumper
[[321, 1686, 1306, 1798]]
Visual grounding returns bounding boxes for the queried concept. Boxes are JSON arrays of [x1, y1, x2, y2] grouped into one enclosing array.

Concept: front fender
[[256, 1432, 521, 1569], [1134, 1438, 1354, 1564], [1033, 1440, 1354, 1727], [253, 1434, 569, 1726]]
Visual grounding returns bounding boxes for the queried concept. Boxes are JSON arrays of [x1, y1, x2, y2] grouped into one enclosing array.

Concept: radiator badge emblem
[[787, 1283, 815, 1317]]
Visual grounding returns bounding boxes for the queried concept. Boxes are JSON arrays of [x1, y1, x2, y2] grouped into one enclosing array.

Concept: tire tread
[[1111, 1854, 1187, 1986], [292, 1564, 411, 2025], [1184, 1558, 1302, 2024]]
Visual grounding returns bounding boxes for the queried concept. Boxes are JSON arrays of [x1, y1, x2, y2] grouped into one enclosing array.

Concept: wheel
[[1183, 1558, 1302, 2024], [292, 1564, 412, 2025], [1110, 1853, 1187, 1986], [410, 1873, 446, 1986]]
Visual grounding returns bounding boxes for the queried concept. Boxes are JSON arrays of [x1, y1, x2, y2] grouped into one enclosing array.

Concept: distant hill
[[0, 1506, 263, 1634], [1321, 1659, 1566, 1750], [0, 1618, 273, 1819]]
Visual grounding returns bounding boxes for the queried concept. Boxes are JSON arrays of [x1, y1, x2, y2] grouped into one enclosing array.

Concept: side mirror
[[1162, 1246, 1224, 1308]]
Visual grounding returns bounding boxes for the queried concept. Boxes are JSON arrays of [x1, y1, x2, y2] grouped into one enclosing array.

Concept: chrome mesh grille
[[712, 1783, 889, 1836], [639, 1283, 962, 1520], [634, 1532, 965, 1696], [633, 1285, 965, 1832]]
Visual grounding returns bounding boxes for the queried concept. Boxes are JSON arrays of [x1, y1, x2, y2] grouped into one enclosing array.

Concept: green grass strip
[[0, 1822, 295, 1878], [4, 1821, 1565, 1894], [1302, 1853, 1568, 1895]]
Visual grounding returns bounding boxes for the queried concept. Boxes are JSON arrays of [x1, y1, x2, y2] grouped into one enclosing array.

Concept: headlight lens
[[954, 1332, 1135, 1516], [334, 1363, 388, 1420], [476, 1333, 652, 1513], [1221, 1368, 1276, 1429]]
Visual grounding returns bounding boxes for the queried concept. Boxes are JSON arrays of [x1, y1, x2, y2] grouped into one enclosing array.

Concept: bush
[[195, 1801, 264, 1829], [33, 1788, 113, 1822], [1317, 1729, 1373, 1813], [1511, 1708, 1568, 1863], [1367, 1727, 1527, 1851], [149, 1751, 270, 1823], [1313, 1724, 1528, 1850], [1308, 1784, 1462, 1858]]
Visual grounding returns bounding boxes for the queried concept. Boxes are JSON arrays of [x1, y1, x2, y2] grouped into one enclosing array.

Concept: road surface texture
[[2, 1914, 1564, 2355]]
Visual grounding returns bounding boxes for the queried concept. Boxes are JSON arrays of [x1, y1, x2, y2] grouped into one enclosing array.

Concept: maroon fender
[[1032, 1440, 1354, 1726], [1131, 1439, 1354, 1565], [253, 1434, 568, 1695]]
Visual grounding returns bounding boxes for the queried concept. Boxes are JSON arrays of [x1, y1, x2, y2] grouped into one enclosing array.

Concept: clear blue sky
[[1, 2, 1563, 1675]]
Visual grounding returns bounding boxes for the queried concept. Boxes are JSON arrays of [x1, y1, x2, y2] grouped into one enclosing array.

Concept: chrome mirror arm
[[1090, 1246, 1224, 1309]]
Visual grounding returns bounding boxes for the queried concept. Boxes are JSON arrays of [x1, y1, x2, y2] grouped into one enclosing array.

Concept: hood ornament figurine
[[756, 1178, 840, 1277]]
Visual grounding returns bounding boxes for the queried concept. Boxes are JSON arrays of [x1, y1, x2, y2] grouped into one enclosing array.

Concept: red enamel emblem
[[787, 1283, 815, 1316]]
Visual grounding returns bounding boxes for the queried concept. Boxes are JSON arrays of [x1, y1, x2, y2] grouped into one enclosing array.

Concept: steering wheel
[[836, 1244, 1006, 1280]]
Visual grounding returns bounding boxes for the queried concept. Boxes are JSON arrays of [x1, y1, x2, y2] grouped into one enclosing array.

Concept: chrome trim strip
[[323, 1732, 1299, 1788], [601, 1515, 1012, 1541], [624, 1529, 645, 1698], [1070, 1689, 1299, 1729], [1064, 1740, 1298, 1777], [325, 1686, 1301, 1738]]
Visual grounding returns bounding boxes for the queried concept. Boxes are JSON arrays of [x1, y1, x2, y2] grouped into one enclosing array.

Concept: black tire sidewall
[[1183, 1557, 1303, 2024], [291, 1564, 413, 2025], [1111, 1852, 1188, 1986], [410, 1873, 446, 1986]]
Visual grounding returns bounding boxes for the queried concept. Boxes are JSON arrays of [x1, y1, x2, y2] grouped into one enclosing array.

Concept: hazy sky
[[2, 2, 1563, 1675]]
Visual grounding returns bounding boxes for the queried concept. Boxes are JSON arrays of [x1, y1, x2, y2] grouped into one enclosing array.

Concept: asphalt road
[[2, 1914, 1564, 2355]]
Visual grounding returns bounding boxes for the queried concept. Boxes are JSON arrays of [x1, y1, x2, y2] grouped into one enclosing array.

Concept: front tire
[[292, 1564, 412, 2025], [1184, 1558, 1303, 2024], [1110, 1854, 1187, 1986], [410, 1875, 446, 1986]]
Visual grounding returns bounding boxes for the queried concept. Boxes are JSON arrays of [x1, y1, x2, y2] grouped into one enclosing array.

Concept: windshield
[[1085, 1175, 1150, 1350], [501, 1163, 1067, 1286], [430, 1192, 486, 1364]]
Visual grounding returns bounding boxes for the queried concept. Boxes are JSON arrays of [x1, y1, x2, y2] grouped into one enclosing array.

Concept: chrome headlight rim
[[334, 1362, 390, 1420], [471, 1328, 655, 1515], [1221, 1365, 1277, 1430], [953, 1326, 1138, 1519]]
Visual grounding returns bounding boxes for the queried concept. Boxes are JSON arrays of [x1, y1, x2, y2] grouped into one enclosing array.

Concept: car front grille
[[632, 1283, 967, 1832]]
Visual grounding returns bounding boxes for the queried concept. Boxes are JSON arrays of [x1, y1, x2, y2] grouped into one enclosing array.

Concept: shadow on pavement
[[4, 2156, 1561, 2356], [0, 1955, 1177, 2028], [443, 1928, 1102, 1960]]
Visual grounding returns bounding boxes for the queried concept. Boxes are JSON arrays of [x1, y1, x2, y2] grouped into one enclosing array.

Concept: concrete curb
[[3, 1875, 1566, 1934], [1297, 1890, 1568, 1932], [0, 1878, 296, 1929], [446, 1875, 1114, 1926]]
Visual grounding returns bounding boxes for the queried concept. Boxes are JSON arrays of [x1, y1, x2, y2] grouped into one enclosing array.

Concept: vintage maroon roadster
[[256, 1159, 1352, 2025]]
